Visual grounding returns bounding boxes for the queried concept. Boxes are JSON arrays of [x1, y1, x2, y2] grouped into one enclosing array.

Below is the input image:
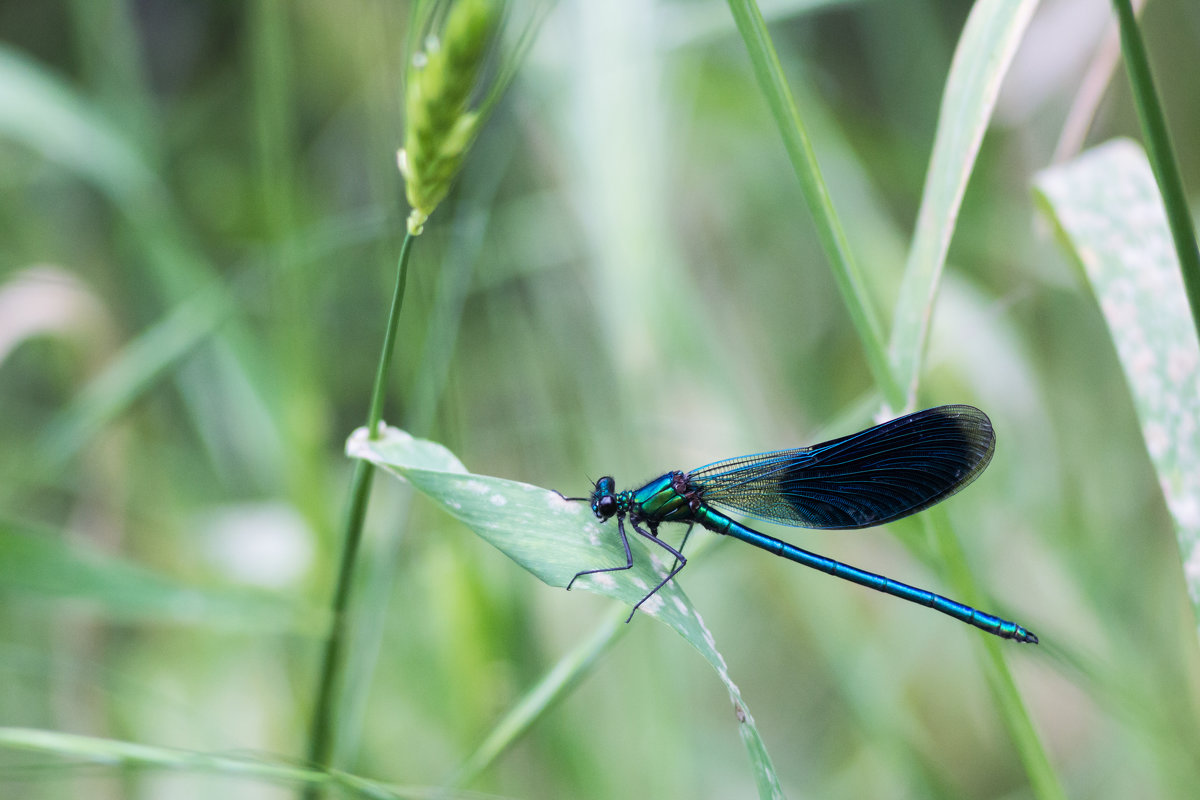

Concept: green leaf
[[1035, 138, 1200, 631], [0, 519, 325, 634], [350, 426, 786, 799], [888, 0, 1038, 407]]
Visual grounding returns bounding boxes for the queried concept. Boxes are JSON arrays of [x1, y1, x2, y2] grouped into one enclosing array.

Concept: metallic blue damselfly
[[565, 405, 1036, 643]]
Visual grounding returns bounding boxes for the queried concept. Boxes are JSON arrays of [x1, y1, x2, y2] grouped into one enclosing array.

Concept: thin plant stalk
[[1112, 0, 1200, 341], [304, 231, 416, 794]]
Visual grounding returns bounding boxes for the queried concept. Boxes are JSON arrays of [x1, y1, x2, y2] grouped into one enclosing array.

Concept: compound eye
[[595, 494, 617, 519]]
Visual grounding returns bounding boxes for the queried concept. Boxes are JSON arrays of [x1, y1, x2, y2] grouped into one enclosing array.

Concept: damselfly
[[565, 405, 1036, 643]]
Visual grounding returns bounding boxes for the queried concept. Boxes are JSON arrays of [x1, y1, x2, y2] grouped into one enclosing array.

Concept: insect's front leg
[[626, 517, 687, 622], [566, 514, 634, 591]]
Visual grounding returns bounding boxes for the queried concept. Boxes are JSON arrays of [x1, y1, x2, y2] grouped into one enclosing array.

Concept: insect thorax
[[631, 471, 696, 522]]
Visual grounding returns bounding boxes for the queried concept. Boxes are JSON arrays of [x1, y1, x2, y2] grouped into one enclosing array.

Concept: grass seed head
[[400, 0, 502, 234]]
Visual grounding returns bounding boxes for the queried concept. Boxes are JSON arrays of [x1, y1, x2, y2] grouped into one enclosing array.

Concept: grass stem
[[303, 231, 416, 797], [1112, 0, 1200, 341]]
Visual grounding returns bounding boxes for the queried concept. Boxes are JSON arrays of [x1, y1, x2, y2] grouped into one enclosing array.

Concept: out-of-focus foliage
[[2, 1, 1200, 799], [1038, 140, 1200, 626]]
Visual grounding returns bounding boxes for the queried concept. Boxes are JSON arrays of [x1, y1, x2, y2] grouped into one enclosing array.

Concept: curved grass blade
[[888, 0, 1038, 407], [716, 6, 1054, 795], [724, 0, 899, 408], [350, 426, 785, 799], [876, 5, 1063, 797], [1035, 138, 1200, 631], [33, 210, 388, 477], [448, 609, 628, 788], [1111, 0, 1200, 342], [0, 727, 474, 799], [0, 518, 324, 634], [0, 43, 282, 486], [0, 44, 154, 202]]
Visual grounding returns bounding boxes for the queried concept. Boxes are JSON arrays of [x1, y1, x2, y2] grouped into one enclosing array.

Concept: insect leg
[[566, 514, 634, 591], [626, 518, 687, 622], [669, 522, 696, 574]]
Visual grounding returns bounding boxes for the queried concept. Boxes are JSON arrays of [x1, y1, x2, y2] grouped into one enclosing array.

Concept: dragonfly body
[[567, 405, 1038, 644]]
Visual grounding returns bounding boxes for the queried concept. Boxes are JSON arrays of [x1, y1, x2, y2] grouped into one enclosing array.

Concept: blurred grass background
[[2, 0, 1200, 798]]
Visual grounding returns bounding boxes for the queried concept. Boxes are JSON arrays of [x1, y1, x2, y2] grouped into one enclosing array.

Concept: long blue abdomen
[[693, 505, 1036, 643]]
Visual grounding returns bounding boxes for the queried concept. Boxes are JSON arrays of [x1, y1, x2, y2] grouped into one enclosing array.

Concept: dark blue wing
[[688, 405, 994, 529]]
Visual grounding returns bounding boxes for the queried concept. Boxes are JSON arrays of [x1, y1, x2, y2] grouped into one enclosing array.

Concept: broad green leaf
[[350, 426, 785, 799], [1035, 138, 1200, 631], [0, 519, 325, 634], [888, 0, 1038, 407]]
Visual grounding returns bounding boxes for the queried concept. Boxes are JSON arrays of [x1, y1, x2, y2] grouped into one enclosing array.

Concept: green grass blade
[[923, 510, 1066, 800], [352, 426, 786, 799], [888, 0, 1038, 407], [894, 6, 1061, 792], [0, 44, 154, 203], [0, 42, 283, 484], [0, 727, 325, 786], [882, 7, 1060, 795], [34, 211, 388, 478], [0, 727, 469, 799], [723, 6, 1056, 796], [1111, 0, 1200, 342], [724, 0, 900, 409], [0, 518, 325, 633], [35, 280, 231, 474], [450, 608, 628, 788], [1035, 138, 1200, 630], [663, 0, 863, 50]]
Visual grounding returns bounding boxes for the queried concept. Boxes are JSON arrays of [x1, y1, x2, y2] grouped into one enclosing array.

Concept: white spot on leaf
[[1169, 493, 1200, 531], [641, 593, 665, 616], [591, 573, 616, 589], [1143, 422, 1169, 461]]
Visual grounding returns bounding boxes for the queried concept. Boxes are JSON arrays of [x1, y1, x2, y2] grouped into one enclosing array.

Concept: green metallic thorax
[[629, 471, 696, 522]]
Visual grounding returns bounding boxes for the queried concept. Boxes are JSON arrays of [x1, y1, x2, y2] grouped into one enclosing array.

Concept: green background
[[2, 1, 1199, 798]]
